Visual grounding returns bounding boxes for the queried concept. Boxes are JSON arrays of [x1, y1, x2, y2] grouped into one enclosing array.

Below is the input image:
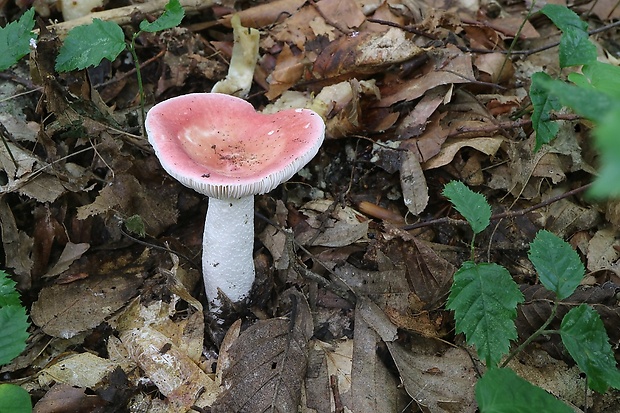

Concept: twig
[[330, 375, 345, 413], [446, 112, 581, 139], [401, 183, 592, 231]]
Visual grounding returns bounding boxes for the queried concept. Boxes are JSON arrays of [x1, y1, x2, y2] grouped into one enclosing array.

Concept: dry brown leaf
[[76, 172, 178, 236], [212, 290, 313, 413], [44, 242, 90, 278], [387, 340, 477, 413], [121, 325, 218, 412], [400, 150, 429, 216], [266, 43, 307, 99], [422, 136, 503, 170], [475, 52, 514, 84], [314, 0, 366, 31], [396, 85, 451, 140], [357, 296, 398, 342], [0, 198, 34, 286], [400, 112, 450, 163], [38, 352, 117, 388], [296, 199, 369, 247], [379, 46, 475, 106], [33, 383, 107, 413], [313, 28, 424, 81], [345, 302, 409, 412], [587, 227, 620, 274], [30, 250, 147, 338], [305, 339, 353, 412]]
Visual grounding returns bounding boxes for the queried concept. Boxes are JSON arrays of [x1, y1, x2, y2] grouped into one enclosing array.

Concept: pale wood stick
[[46, 0, 216, 36]]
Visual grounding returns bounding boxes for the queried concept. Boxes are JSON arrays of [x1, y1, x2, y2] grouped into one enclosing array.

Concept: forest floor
[[1, 0, 620, 411]]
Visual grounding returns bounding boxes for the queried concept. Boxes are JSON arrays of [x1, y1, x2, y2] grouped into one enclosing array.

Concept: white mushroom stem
[[202, 196, 255, 308]]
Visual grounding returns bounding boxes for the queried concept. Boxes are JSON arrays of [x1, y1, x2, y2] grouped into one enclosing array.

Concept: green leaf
[[125, 214, 146, 237], [447, 262, 524, 366], [0, 270, 21, 307], [0, 383, 31, 413], [477, 368, 573, 413], [541, 4, 597, 68], [558, 27, 597, 68], [537, 76, 620, 123], [55, 19, 126, 72], [530, 72, 562, 151], [528, 230, 584, 300], [568, 62, 620, 100], [560, 304, 620, 393], [139, 0, 185, 33], [589, 108, 620, 198], [0, 8, 37, 71], [0, 305, 29, 365], [442, 181, 491, 234]]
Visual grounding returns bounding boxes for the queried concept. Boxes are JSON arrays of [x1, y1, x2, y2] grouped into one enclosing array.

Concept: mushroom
[[145, 93, 325, 310]]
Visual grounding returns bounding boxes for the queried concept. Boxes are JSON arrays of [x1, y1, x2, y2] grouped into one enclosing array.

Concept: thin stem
[[497, 0, 537, 83], [501, 300, 558, 368], [130, 33, 147, 137]]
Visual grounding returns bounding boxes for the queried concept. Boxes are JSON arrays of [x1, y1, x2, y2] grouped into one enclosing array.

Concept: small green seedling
[[443, 181, 620, 412], [0, 269, 31, 413]]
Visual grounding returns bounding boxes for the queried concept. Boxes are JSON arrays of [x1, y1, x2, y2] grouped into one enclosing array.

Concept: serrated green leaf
[[442, 181, 491, 234], [530, 72, 562, 151], [560, 304, 620, 393], [528, 230, 584, 300], [55, 19, 126, 72], [0, 305, 29, 365], [139, 0, 185, 33], [0, 383, 32, 413], [477, 367, 573, 413], [0, 8, 37, 71], [0, 270, 21, 307], [447, 262, 523, 366], [541, 4, 597, 68]]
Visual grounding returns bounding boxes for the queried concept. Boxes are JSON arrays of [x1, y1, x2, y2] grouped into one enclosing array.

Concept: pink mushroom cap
[[145, 93, 325, 199]]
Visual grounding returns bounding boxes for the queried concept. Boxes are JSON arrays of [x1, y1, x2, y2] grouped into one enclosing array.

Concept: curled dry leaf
[[212, 290, 313, 413], [296, 199, 369, 247], [387, 340, 477, 413], [120, 326, 218, 411], [400, 150, 429, 216]]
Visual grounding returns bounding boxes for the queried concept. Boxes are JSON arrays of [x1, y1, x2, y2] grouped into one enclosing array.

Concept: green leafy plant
[[0, 1, 184, 134], [56, 0, 185, 131], [530, 4, 620, 198], [444, 180, 620, 412], [0, 270, 31, 413], [0, 8, 37, 71]]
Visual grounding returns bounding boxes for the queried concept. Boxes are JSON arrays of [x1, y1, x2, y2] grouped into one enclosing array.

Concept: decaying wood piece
[[47, 0, 218, 36]]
